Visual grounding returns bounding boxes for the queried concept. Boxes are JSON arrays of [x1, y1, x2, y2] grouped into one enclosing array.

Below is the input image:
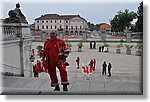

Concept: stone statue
[[4, 3, 28, 24]]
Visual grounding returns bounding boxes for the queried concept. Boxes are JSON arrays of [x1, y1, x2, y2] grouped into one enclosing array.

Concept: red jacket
[[44, 38, 70, 66], [76, 57, 80, 64]]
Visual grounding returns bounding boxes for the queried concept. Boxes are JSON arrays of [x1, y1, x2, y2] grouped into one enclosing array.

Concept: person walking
[[93, 59, 96, 71], [33, 64, 39, 78], [42, 30, 70, 91], [99, 46, 101, 52], [89, 59, 94, 71], [108, 63, 112, 77], [102, 61, 107, 75], [76, 56, 80, 69]]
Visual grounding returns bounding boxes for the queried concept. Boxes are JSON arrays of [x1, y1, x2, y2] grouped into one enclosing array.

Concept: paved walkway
[[1, 42, 143, 95]]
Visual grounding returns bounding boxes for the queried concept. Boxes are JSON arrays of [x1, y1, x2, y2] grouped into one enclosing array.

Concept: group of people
[[102, 61, 112, 77], [76, 57, 96, 72], [32, 30, 113, 92], [76, 57, 112, 77], [32, 30, 70, 92], [99, 46, 109, 52], [33, 60, 47, 78]]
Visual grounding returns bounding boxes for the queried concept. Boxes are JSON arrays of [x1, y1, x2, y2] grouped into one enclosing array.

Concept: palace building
[[33, 14, 89, 38]]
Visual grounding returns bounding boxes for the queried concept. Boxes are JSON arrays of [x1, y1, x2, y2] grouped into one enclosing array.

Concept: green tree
[[136, 1, 143, 32], [87, 22, 100, 31], [110, 9, 137, 32]]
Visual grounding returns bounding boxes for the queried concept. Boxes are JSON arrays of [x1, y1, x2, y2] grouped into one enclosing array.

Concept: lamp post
[[29, 54, 35, 62]]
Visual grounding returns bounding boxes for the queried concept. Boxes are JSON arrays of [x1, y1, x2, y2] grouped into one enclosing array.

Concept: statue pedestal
[[1, 23, 33, 77]]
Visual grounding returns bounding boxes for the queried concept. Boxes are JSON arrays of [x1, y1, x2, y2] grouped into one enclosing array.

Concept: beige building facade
[[34, 14, 89, 37]]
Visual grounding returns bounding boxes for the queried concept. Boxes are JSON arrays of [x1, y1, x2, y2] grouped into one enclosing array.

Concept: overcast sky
[[1, 0, 142, 24]]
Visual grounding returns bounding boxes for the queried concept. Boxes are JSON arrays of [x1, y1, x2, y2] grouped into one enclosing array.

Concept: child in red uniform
[[76, 56, 80, 69], [93, 59, 96, 71], [89, 59, 94, 72], [33, 64, 39, 78]]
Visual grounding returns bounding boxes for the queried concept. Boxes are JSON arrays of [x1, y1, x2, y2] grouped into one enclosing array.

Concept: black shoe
[[63, 85, 68, 91], [77, 67, 79, 69], [54, 84, 60, 91]]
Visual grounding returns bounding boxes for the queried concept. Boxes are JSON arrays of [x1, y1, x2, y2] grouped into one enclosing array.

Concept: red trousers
[[48, 62, 69, 87]]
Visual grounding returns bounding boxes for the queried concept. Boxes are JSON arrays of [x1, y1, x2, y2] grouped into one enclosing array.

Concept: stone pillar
[[41, 32, 46, 41], [18, 23, 33, 77], [82, 31, 87, 41], [126, 33, 131, 43], [101, 33, 106, 42], [58, 28, 64, 39], [124, 27, 131, 43]]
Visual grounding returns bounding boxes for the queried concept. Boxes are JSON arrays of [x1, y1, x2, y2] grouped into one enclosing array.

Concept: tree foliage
[[110, 9, 137, 32], [135, 1, 143, 32], [87, 22, 100, 31]]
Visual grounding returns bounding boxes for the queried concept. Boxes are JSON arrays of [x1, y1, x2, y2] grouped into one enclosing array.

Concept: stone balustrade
[[1, 23, 33, 77], [1, 23, 20, 40]]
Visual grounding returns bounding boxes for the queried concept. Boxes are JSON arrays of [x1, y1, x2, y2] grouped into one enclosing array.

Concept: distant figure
[[39, 48, 44, 58], [76, 57, 80, 69], [37, 60, 43, 73], [33, 64, 39, 78], [104, 47, 109, 52], [89, 59, 94, 71], [32, 49, 35, 56], [101, 46, 104, 52], [102, 61, 107, 75], [93, 59, 96, 71], [99, 46, 101, 52], [108, 63, 112, 77]]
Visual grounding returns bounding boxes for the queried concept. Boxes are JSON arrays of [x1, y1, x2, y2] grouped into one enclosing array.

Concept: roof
[[35, 14, 87, 21], [100, 23, 111, 27]]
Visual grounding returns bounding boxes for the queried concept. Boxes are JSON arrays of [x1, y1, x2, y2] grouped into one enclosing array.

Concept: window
[[76, 26, 77, 29], [51, 26, 52, 29], [71, 26, 73, 29], [55, 26, 57, 29], [46, 21, 48, 23], [55, 20, 57, 23], [42, 26, 44, 29], [66, 26, 68, 29], [37, 20, 39, 23], [46, 26, 48, 29], [80, 26, 82, 29], [60, 26, 62, 29], [37, 26, 39, 29], [42, 21, 44, 23], [60, 20, 61, 23], [66, 21, 68, 23], [51, 20, 52, 23]]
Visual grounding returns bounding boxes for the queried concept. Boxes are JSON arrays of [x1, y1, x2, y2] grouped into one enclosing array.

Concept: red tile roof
[[35, 14, 86, 21]]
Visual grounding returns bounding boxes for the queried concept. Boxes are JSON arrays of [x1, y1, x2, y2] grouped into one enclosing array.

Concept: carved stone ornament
[[4, 3, 28, 24]]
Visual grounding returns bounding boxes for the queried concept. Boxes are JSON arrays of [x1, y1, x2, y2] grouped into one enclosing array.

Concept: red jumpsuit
[[93, 59, 96, 71], [44, 38, 70, 87], [76, 57, 80, 69], [33, 64, 39, 78], [36, 60, 42, 73], [89, 59, 94, 71]]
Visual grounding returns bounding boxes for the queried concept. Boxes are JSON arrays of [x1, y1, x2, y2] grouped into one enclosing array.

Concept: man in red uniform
[[43, 30, 70, 91], [76, 56, 80, 69]]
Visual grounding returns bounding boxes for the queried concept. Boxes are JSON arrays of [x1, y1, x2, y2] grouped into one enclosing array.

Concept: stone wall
[[0, 23, 33, 77]]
